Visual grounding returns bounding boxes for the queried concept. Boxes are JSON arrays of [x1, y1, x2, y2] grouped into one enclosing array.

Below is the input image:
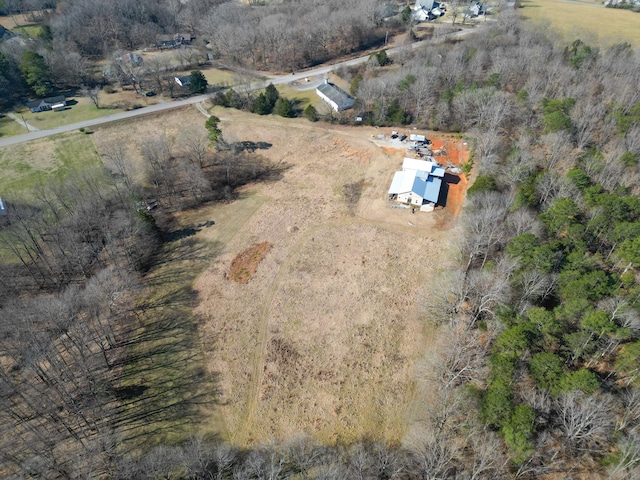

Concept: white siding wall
[[316, 90, 339, 111], [398, 192, 424, 205]]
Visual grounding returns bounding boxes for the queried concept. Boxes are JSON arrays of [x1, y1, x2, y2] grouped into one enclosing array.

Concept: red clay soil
[[382, 134, 470, 229], [430, 136, 470, 229], [227, 242, 273, 284]]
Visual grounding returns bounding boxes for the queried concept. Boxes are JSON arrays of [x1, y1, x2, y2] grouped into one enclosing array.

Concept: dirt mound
[[227, 242, 272, 283]]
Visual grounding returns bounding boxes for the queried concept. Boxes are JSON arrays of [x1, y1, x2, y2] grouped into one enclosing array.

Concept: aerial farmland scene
[[1, 0, 640, 478]]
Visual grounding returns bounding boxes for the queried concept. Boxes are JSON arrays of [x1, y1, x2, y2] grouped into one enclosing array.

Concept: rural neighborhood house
[[26, 96, 66, 113], [315, 80, 355, 112]]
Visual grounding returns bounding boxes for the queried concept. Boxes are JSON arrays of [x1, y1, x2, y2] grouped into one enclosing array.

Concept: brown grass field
[[519, 0, 640, 47], [89, 105, 469, 447]]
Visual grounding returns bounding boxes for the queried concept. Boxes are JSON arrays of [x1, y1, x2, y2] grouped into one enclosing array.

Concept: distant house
[[413, 0, 445, 21], [468, 1, 485, 16], [0, 197, 6, 217], [157, 35, 175, 49], [157, 33, 194, 49], [174, 33, 193, 45], [316, 80, 355, 112], [121, 52, 143, 65], [175, 75, 191, 87], [388, 158, 445, 208], [26, 96, 66, 113]]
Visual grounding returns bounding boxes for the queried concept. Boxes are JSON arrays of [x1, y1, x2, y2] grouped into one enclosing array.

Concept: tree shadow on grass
[[114, 225, 226, 449]]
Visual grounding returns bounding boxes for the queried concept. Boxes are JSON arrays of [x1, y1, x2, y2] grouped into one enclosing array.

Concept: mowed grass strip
[[520, 0, 640, 46], [0, 131, 104, 197], [116, 195, 265, 449], [0, 114, 28, 138]]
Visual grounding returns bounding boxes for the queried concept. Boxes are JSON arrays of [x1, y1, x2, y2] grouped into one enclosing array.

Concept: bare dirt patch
[[227, 242, 272, 283]]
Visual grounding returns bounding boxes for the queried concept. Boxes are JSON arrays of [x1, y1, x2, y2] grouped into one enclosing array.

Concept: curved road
[[0, 26, 479, 149]]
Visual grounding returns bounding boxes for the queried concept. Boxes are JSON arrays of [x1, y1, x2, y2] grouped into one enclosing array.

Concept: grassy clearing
[[188, 110, 455, 447], [0, 115, 27, 138], [202, 68, 240, 88], [12, 24, 41, 37], [0, 131, 103, 198], [275, 83, 320, 111], [16, 97, 126, 130], [520, 0, 640, 46], [117, 194, 266, 448]]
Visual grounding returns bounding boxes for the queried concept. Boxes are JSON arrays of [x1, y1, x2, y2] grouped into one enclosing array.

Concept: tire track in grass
[[238, 226, 320, 444]]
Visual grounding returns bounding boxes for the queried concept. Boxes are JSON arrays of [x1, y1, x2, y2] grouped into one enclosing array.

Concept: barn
[[316, 80, 355, 112]]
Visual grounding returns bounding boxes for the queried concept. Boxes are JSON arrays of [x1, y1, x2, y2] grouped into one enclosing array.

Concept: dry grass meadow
[[520, 0, 640, 47], [88, 105, 468, 447]]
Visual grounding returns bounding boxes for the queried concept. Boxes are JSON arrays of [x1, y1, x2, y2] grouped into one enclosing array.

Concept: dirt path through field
[[241, 224, 321, 444]]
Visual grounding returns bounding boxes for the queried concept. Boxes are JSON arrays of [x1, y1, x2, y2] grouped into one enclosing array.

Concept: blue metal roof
[[423, 176, 442, 203]]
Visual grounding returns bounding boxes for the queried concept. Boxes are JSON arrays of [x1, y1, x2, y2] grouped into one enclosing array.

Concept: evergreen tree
[[189, 70, 208, 94], [19, 51, 51, 97]]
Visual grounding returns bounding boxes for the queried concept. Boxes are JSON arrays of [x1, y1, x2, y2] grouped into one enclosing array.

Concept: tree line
[[366, 10, 640, 478], [0, 117, 289, 477]]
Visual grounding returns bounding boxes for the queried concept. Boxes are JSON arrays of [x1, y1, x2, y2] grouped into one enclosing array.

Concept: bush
[[467, 175, 497, 196], [303, 105, 318, 122], [274, 97, 294, 118]]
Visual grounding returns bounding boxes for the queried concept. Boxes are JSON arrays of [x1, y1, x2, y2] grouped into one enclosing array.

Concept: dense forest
[[1, 0, 640, 478]]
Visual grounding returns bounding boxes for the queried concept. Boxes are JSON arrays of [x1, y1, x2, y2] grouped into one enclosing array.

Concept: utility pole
[[20, 114, 29, 132]]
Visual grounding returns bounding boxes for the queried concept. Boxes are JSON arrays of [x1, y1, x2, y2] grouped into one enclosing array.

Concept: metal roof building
[[388, 169, 442, 205], [316, 81, 355, 112]]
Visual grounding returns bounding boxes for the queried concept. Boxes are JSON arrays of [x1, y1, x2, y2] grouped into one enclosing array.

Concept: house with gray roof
[[413, 0, 445, 21], [26, 96, 66, 113], [175, 75, 191, 87], [316, 80, 355, 112]]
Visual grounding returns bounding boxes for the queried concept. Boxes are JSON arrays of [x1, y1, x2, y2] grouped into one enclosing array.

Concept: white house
[[0, 197, 6, 217], [316, 81, 355, 112], [388, 160, 445, 207], [413, 0, 445, 21], [175, 75, 191, 87], [467, 1, 485, 16]]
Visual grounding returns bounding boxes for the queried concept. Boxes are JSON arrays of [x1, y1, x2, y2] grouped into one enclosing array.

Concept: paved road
[[0, 26, 479, 149]]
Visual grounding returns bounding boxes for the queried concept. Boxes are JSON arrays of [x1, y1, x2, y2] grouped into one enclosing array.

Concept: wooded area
[[0, 0, 396, 107], [1, 0, 640, 477]]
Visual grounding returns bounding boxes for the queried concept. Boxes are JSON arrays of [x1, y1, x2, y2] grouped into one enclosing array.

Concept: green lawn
[[275, 83, 320, 111], [0, 115, 28, 138], [11, 24, 42, 38], [16, 96, 125, 130], [202, 68, 242, 88], [520, 0, 640, 46], [0, 131, 104, 198]]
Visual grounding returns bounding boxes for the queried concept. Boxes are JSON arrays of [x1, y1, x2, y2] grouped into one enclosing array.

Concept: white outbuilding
[[316, 81, 355, 112]]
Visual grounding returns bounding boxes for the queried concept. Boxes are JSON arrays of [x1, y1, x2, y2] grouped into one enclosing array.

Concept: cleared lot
[[190, 109, 468, 445], [89, 105, 468, 446]]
